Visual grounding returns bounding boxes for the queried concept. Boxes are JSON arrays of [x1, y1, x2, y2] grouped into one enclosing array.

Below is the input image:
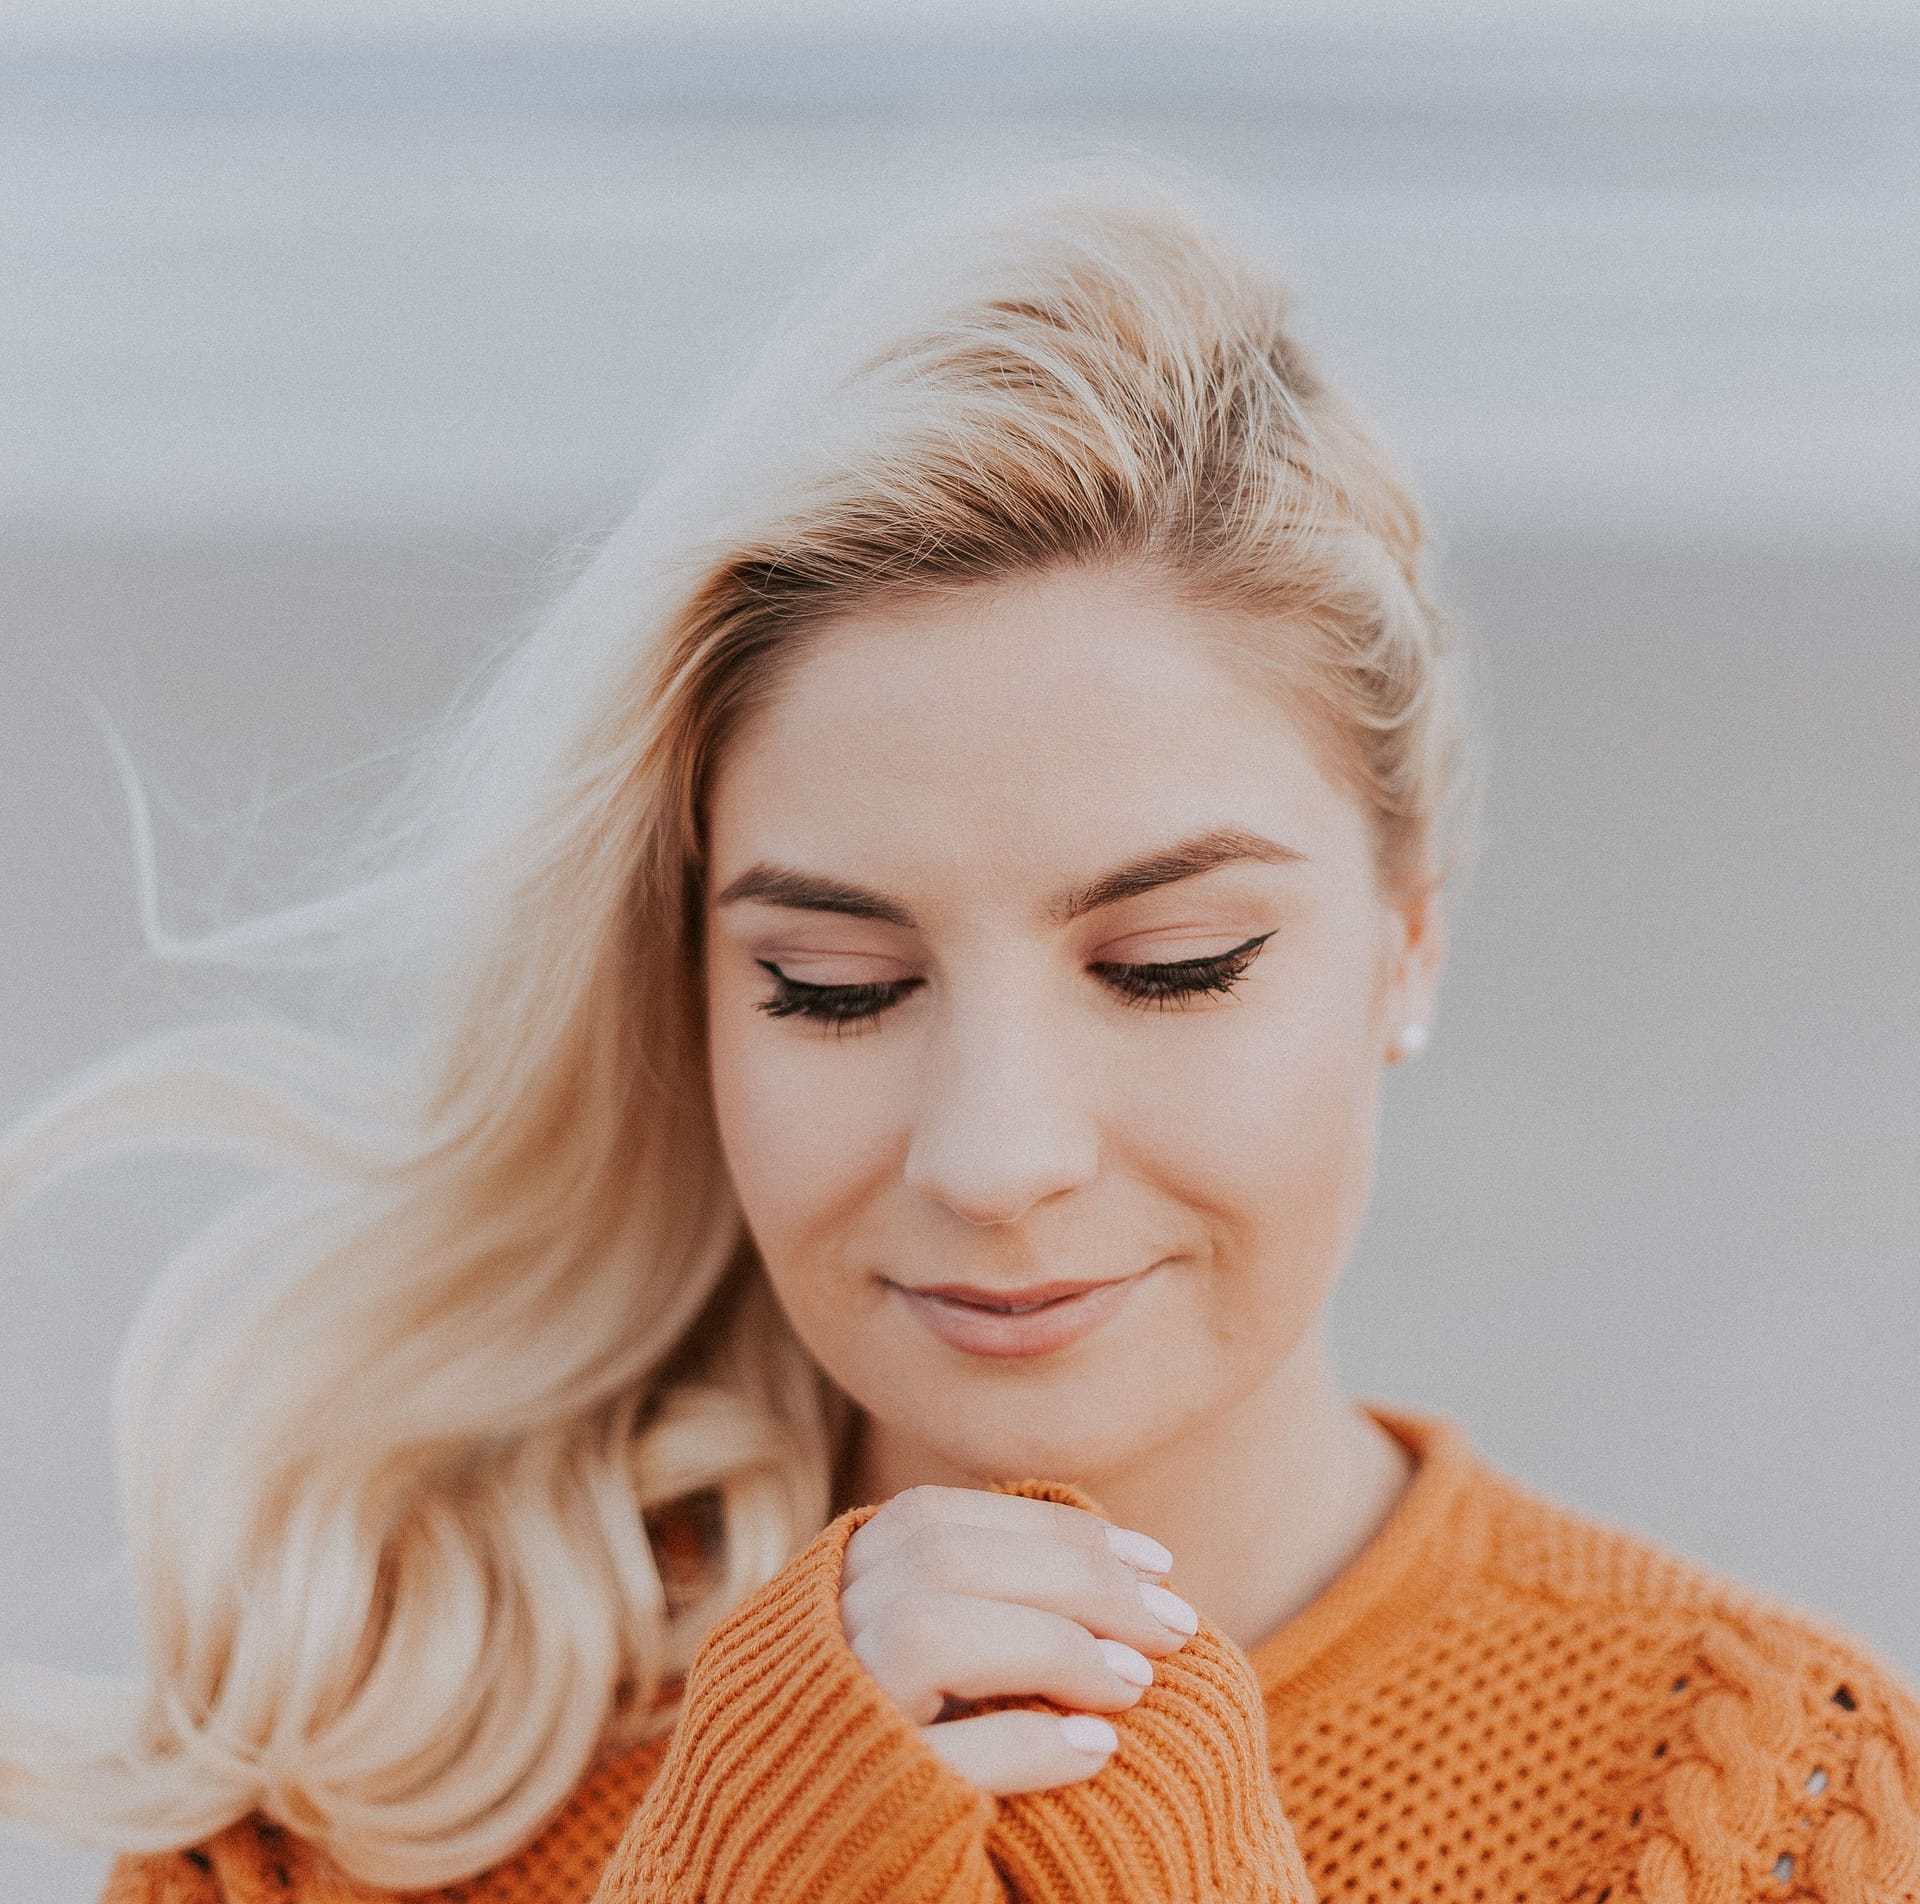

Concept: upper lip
[[895, 1275, 1135, 1310]]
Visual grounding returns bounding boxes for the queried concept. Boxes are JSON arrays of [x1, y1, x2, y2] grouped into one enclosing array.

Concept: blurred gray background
[[3, 3, 1917, 1897]]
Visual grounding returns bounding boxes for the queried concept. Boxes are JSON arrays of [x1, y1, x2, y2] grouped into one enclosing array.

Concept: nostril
[[901, 1145, 1099, 1229]]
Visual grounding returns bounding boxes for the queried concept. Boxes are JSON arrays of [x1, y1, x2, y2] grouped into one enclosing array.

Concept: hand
[[838, 1484, 1199, 1797]]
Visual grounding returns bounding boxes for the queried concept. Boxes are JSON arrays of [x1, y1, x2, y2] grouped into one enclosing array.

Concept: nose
[[901, 985, 1100, 1227]]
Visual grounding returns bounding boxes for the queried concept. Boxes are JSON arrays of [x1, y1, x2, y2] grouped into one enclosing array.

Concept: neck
[[844, 1321, 1414, 1654]]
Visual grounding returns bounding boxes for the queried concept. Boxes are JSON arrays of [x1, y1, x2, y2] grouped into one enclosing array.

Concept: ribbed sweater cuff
[[988, 1479, 1316, 1903], [988, 1621, 1314, 1901], [592, 1503, 999, 1904]]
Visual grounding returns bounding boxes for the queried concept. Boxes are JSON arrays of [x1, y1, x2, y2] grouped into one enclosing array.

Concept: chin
[[908, 1381, 1175, 1488]]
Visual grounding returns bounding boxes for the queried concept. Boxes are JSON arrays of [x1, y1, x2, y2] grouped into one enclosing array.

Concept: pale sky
[[4, 0, 1915, 47]]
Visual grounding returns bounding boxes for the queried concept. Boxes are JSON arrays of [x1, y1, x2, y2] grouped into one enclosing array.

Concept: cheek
[[1121, 931, 1388, 1314], [704, 971, 894, 1294]]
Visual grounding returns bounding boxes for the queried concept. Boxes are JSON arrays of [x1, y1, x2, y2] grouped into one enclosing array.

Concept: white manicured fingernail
[[1105, 1524, 1174, 1573], [1139, 1581, 1199, 1635], [1098, 1639, 1154, 1687], [1059, 1714, 1119, 1755]]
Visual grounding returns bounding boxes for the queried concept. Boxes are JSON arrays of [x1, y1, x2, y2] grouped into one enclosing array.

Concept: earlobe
[[1385, 1021, 1429, 1064], [1383, 891, 1445, 1065]]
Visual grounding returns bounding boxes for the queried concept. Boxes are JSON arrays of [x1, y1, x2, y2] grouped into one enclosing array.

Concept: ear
[[1381, 884, 1447, 1064]]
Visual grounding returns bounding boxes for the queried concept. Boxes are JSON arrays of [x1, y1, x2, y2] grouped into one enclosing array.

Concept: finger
[[921, 1708, 1120, 1796], [848, 1589, 1154, 1724], [841, 1523, 1198, 1659], [847, 1484, 1171, 1581]]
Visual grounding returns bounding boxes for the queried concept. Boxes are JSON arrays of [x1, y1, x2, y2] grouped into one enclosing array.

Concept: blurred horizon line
[[6, 22, 1920, 104], [6, 22, 1915, 539]]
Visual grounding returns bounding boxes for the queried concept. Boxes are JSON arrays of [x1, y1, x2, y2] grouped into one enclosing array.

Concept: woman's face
[[702, 564, 1442, 1484]]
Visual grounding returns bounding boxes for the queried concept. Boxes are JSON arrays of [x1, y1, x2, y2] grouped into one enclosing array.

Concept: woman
[[6, 184, 1917, 1903]]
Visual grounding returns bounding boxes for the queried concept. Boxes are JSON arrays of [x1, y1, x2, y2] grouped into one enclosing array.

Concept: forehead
[[706, 565, 1369, 898]]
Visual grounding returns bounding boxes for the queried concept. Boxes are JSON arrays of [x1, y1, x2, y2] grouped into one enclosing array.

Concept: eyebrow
[[711, 825, 1307, 931]]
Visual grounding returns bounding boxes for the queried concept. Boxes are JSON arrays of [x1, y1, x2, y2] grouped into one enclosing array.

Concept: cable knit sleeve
[[1607, 1613, 1920, 1904], [1808, 1671, 1920, 1902], [1769, 1626, 1920, 1903], [588, 1499, 1002, 1904]]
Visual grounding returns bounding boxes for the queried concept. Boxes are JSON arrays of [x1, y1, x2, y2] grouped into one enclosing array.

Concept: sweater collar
[[1244, 1401, 1490, 1704]]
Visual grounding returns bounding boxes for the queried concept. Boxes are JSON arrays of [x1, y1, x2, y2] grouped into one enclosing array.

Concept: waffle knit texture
[[99, 1406, 1920, 1902]]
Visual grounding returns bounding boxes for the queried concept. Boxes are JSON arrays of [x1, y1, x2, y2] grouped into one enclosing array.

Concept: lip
[[889, 1266, 1158, 1359]]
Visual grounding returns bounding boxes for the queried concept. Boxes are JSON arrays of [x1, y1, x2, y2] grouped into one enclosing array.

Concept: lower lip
[[892, 1269, 1155, 1359]]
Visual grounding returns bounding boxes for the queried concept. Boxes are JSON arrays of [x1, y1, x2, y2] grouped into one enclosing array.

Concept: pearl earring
[[1391, 1023, 1428, 1062]]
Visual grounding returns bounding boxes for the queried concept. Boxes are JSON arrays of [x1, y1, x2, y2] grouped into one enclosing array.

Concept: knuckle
[[886, 1587, 952, 1659], [1097, 1559, 1152, 1626], [1003, 1492, 1091, 1541], [902, 1521, 972, 1586], [892, 1484, 948, 1528], [847, 1619, 889, 1682], [854, 1505, 903, 1554], [842, 1521, 882, 1578], [1047, 1500, 1107, 1545], [859, 1491, 920, 1551], [1063, 1540, 1117, 1594], [851, 1591, 938, 1690], [1068, 1621, 1114, 1678]]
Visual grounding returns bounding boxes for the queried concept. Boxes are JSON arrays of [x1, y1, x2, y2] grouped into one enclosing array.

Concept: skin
[[701, 562, 1445, 1794]]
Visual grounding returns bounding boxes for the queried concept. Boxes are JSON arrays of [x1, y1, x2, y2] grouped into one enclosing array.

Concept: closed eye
[[753, 966, 914, 1036], [753, 933, 1275, 1037], [1091, 932, 1275, 1008]]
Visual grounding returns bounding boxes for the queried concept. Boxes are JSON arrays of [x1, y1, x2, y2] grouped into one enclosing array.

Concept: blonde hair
[[0, 176, 1478, 1886]]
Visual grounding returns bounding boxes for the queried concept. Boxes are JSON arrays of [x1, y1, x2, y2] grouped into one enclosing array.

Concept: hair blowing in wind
[[0, 176, 1476, 1887]]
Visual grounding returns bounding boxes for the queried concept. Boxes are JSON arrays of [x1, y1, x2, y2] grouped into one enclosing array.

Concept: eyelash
[[753, 933, 1276, 1036]]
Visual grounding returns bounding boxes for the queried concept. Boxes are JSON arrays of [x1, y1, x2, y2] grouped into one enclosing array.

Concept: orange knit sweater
[[101, 1408, 1920, 1902]]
